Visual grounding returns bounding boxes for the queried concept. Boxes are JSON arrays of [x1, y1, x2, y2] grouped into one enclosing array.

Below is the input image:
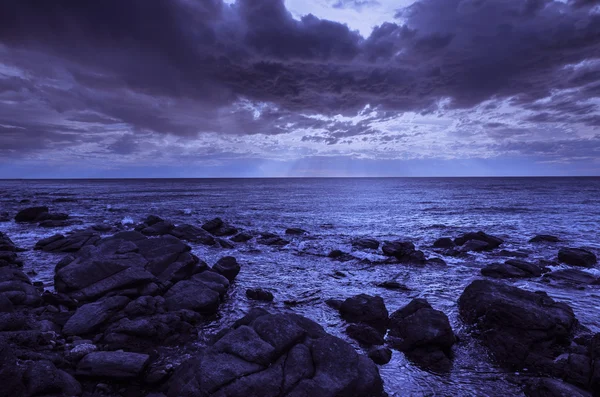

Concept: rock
[[530, 235, 561, 243], [524, 378, 592, 397], [497, 249, 529, 258], [433, 237, 455, 249], [76, 351, 150, 379], [170, 224, 216, 245], [339, 294, 388, 333], [382, 240, 426, 264], [387, 299, 455, 372], [0, 232, 22, 268], [427, 257, 447, 266], [143, 215, 164, 226], [481, 259, 546, 279], [168, 310, 384, 397], [14, 206, 49, 222], [23, 360, 82, 396], [328, 250, 356, 262], [246, 288, 274, 302], [454, 231, 503, 250], [352, 238, 380, 250], [346, 323, 385, 346], [35, 231, 101, 253], [543, 269, 600, 286], [202, 218, 238, 237], [0, 268, 41, 306], [54, 233, 204, 301], [164, 279, 221, 313], [459, 239, 491, 252], [285, 228, 307, 236], [458, 280, 577, 371], [231, 232, 253, 243], [257, 233, 289, 247], [212, 256, 240, 282], [141, 221, 175, 236], [67, 343, 98, 362], [325, 299, 343, 310], [0, 341, 26, 396], [63, 296, 130, 335], [558, 248, 597, 268], [217, 238, 235, 249], [376, 281, 409, 291], [0, 232, 17, 252], [38, 219, 80, 228], [36, 212, 69, 222], [368, 347, 392, 365]]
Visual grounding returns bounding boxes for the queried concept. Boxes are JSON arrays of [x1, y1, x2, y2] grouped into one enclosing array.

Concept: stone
[[231, 232, 253, 243], [76, 351, 150, 379], [23, 360, 82, 397], [454, 231, 503, 250], [346, 323, 385, 346], [141, 221, 175, 236], [170, 224, 216, 245], [257, 233, 289, 247], [524, 378, 592, 397], [339, 294, 388, 333], [458, 280, 577, 371], [15, 206, 49, 222], [0, 268, 41, 306], [168, 310, 384, 397], [368, 347, 392, 365], [285, 228, 307, 236], [35, 231, 101, 253], [202, 218, 238, 237], [543, 269, 600, 286], [530, 235, 561, 243], [164, 279, 221, 313], [558, 248, 597, 268], [212, 256, 240, 282], [63, 296, 130, 335], [352, 238, 380, 250], [433, 237, 455, 249], [481, 259, 546, 279], [382, 241, 426, 264], [246, 288, 274, 302]]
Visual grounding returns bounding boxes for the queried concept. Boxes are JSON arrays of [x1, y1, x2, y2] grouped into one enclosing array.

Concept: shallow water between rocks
[[1, 177, 599, 396]]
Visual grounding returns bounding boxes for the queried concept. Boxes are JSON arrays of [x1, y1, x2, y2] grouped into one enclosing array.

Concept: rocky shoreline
[[0, 206, 599, 396]]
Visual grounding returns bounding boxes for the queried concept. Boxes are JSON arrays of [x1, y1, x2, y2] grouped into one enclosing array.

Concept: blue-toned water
[[1, 177, 599, 396]]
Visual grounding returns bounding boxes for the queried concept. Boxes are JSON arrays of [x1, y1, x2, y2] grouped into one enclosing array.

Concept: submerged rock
[[231, 232, 253, 243], [168, 309, 384, 397], [433, 237, 455, 249], [257, 233, 289, 247], [558, 248, 597, 268], [346, 323, 384, 346], [202, 218, 238, 237], [285, 228, 307, 236], [169, 224, 216, 245], [530, 235, 561, 243], [382, 241, 426, 264], [328, 250, 356, 262], [387, 299, 455, 372], [458, 280, 576, 371], [543, 269, 600, 286], [246, 288, 274, 302]]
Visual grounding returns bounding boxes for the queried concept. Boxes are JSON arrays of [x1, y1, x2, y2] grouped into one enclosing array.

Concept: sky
[[0, 0, 599, 178]]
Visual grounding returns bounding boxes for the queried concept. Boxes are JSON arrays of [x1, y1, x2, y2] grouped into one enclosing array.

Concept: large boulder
[[54, 232, 204, 301], [433, 237, 455, 249], [23, 360, 82, 397], [387, 299, 455, 372], [212, 256, 240, 282], [381, 241, 426, 264], [481, 259, 547, 279], [339, 294, 389, 333], [454, 231, 503, 250], [14, 206, 48, 222], [168, 309, 384, 397], [0, 232, 21, 268], [202, 218, 238, 237], [558, 248, 597, 268], [141, 221, 175, 236], [257, 233, 290, 247], [543, 269, 600, 286], [530, 235, 561, 244], [458, 280, 577, 371]]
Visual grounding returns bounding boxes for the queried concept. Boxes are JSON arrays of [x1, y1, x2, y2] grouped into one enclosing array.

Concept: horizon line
[[1, 175, 599, 180]]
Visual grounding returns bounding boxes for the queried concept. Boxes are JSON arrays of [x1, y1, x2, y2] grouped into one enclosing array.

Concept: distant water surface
[[1, 177, 599, 396]]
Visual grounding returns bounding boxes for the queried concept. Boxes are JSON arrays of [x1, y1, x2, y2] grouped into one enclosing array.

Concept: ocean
[[1, 177, 599, 396]]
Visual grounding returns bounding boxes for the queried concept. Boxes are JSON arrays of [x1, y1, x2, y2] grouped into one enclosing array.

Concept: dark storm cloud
[[0, 0, 599, 159]]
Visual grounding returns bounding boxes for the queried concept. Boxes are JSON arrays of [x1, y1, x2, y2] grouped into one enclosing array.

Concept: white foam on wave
[[121, 216, 134, 225]]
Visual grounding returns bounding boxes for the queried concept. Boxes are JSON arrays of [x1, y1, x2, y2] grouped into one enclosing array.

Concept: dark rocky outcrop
[[328, 250, 356, 262], [387, 299, 455, 372], [246, 288, 274, 302], [339, 294, 388, 334], [169, 224, 216, 246], [382, 241, 426, 264], [14, 206, 49, 222], [481, 259, 547, 279], [558, 248, 597, 268], [352, 238, 380, 250], [368, 347, 392, 365], [168, 309, 384, 397], [202, 218, 238, 237], [346, 323, 385, 346], [141, 221, 175, 236], [54, 232, 204, 301], [23, 359, 82, 396], [454, 231, 503, 251], [257, 233, 289, 247], [0, 268, 41, 306], [530, 235, 561, 244], [524, 378, 592, 397], [0, 232, 22, 268], [231, 232, 253, 243], [35, 231, 101, 253], [63, 296, 130, 336], [458, 280, 577, 372]]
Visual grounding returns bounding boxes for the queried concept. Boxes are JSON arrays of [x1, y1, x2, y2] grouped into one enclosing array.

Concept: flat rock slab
[[77, 351, 150, 379]]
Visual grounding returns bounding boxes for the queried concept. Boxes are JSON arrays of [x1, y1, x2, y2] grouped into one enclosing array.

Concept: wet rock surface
[[558, 248, 597, 268]]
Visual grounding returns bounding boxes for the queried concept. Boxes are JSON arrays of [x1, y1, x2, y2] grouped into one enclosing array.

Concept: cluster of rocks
[[0, 232, 23, 268], [14, 206, 79, 228]]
